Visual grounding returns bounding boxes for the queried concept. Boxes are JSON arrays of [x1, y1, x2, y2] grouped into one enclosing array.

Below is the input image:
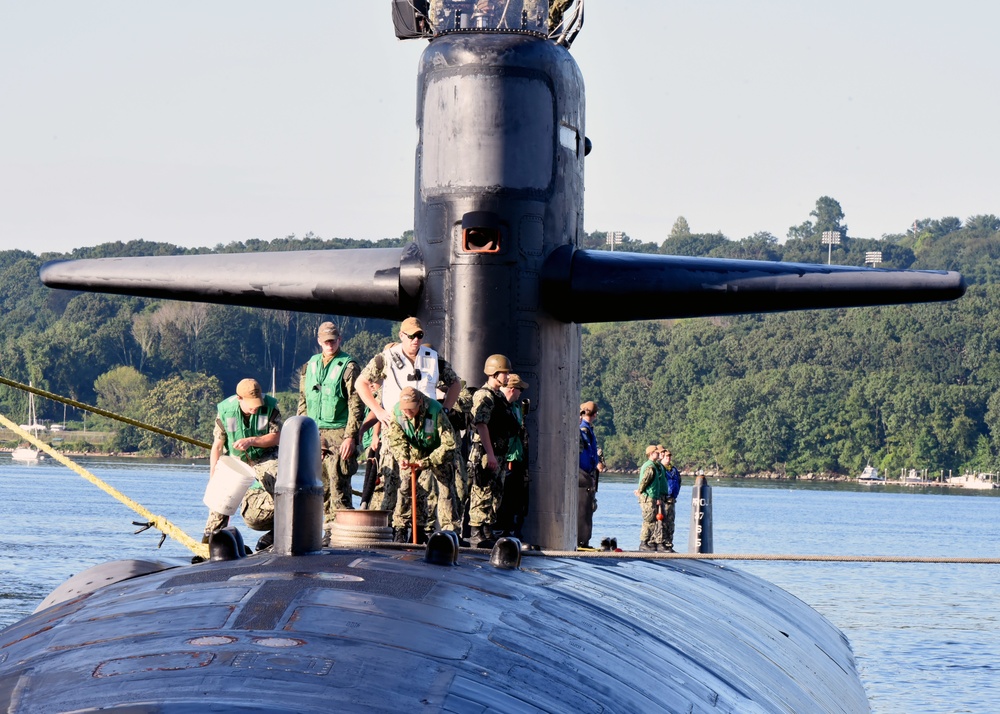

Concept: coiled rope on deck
[[0, 414, 208, 560]]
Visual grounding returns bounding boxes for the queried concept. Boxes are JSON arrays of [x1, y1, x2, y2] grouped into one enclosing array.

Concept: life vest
[[506, 404, 525, 461], [393, 399, 444, 454], [380, 344, 440, 409], [474, 385, 517, 458], [217, 394, 278, 463], [303, 352, 353, 429], [638, 459, 664, 499]]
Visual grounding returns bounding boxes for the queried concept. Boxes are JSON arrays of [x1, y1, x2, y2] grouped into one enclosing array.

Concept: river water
[[1, 456, 997, 713]]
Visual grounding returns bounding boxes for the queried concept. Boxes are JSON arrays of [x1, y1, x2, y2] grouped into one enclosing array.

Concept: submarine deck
[[0, 544, 868, 713]]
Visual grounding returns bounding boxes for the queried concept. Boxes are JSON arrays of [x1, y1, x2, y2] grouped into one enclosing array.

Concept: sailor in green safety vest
[[386, 386, 458, 543], [496, 373, 530, 539], [297, 321, 364, 524], [635, 444, 668, 552], [204, 377, 282, 551]]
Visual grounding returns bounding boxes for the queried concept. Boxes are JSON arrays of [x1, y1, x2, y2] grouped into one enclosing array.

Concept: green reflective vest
[[217, 394, 278, 463], [303, 352, 352, 429], [638, 459, 666, 499], [393, 399, 443, 454], [506, 406, 525, 462]]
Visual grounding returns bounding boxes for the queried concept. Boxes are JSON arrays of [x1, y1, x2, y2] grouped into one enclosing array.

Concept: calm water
[[1, 457, 998, 713]]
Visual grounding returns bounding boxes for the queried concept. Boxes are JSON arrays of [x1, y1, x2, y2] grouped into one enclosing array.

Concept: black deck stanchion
[[274, 416, 325, 555], [688, 475, 713, 554]]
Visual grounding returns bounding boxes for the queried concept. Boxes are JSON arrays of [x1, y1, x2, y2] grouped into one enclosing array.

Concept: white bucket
[[203, 455, 256, 515]]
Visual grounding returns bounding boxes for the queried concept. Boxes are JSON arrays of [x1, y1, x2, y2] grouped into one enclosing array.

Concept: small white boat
[[11, 385, 45, 462], [857, 464, 884, 483], [946, 473, 997, 490], [11, 445, 43, 462]]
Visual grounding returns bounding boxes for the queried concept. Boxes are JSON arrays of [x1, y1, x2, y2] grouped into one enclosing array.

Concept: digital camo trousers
[[320, 427, 359, 519]]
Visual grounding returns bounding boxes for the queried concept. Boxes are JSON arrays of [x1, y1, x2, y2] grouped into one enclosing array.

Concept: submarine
[[1, 1, 964, 711]]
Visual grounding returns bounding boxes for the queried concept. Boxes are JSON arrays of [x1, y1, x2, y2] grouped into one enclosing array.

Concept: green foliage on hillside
[[0, 235, 402, 455], [584, 198, 1000, 475], [2, 200, 999, 476]]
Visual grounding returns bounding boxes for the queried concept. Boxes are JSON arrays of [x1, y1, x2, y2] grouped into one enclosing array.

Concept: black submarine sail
[[38, 4, 964, 551], [9, 1, 962, 711]]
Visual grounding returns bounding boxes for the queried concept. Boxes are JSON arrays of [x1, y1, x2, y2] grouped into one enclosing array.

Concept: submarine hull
[[0, 547, 867, 713]]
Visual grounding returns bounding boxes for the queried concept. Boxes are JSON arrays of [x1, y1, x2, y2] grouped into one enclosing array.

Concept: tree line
[[2, 199, 999, 476]]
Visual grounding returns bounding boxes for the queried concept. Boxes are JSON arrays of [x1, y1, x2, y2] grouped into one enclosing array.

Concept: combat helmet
[[483, 354, 512, 376]]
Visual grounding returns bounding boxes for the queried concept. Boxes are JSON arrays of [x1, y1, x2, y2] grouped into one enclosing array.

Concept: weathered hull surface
[[0, 547, 868, 713]]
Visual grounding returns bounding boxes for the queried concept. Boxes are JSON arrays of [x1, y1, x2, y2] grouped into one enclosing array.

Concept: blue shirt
[[663, 465, 681, 499], [579, 418, 599, 472]]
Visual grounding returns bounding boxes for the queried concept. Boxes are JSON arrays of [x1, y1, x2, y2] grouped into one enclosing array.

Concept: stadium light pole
[[605, 230, 623, 252], [821, 230, 841, 265]]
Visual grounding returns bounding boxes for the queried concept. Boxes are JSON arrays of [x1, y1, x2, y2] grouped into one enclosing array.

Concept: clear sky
[[1, 1, 997, 254]]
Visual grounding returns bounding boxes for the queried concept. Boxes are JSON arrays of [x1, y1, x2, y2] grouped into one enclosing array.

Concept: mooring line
[[538, 550, 1000, 564], [1, 414, 208, 560], [0, 375, 211, 449]]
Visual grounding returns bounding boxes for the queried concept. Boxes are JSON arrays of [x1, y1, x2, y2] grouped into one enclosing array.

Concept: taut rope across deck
[[1, 413, 208, 560]]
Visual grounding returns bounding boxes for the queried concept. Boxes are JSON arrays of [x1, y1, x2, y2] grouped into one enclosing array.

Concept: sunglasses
[[402, 331, 424, 341]]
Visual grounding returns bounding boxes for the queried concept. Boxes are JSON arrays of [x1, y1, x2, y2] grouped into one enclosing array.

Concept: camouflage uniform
[[548, 0, 574, 31], [203, 408, 282, 540], [637, 457, 667, 549], [358, 351, 460, 517], [387, 398, 458, 536], [297, 356, 365, 520], [467, 384, 517, 534], [445, 384, 475, 526]]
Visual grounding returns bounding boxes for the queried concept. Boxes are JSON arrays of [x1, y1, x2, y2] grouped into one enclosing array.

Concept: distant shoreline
[[1, 446, 208, 460]]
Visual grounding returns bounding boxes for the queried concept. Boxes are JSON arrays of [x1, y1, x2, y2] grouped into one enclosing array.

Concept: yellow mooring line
[[1, 414, 208, 560], [0, 376, 211, 450]]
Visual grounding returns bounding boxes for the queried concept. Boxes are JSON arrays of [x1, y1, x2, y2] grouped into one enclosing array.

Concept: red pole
[[411, 463, 420, 544]]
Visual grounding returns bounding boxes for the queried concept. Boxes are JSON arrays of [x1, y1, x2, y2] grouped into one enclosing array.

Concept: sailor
[[496, 373, 530, 539], [578, 400, 603, 548], [548, 0, 575, 31], [658, 447, 682, 553], [297, 321, 364, 524], [427, 0, 548, 33], [356, 385, 382, 510], [635, 445, 667, 552], [355, 317, 461, 524], [467, 354, 518, 547], [386, 386, 458, 542], [448, 380, 475, 524], [203, 378, 282, 551]]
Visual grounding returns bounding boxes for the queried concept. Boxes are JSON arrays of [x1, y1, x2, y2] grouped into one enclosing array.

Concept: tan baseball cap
[[645, 445, 659, 457], [400, 317, 423, 336], [507, 373, 529, 390], [236, 378, 264, 409], [580, 401, 597, 415], [317, 321, 340, 341], [399, 386, 422, 409]]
